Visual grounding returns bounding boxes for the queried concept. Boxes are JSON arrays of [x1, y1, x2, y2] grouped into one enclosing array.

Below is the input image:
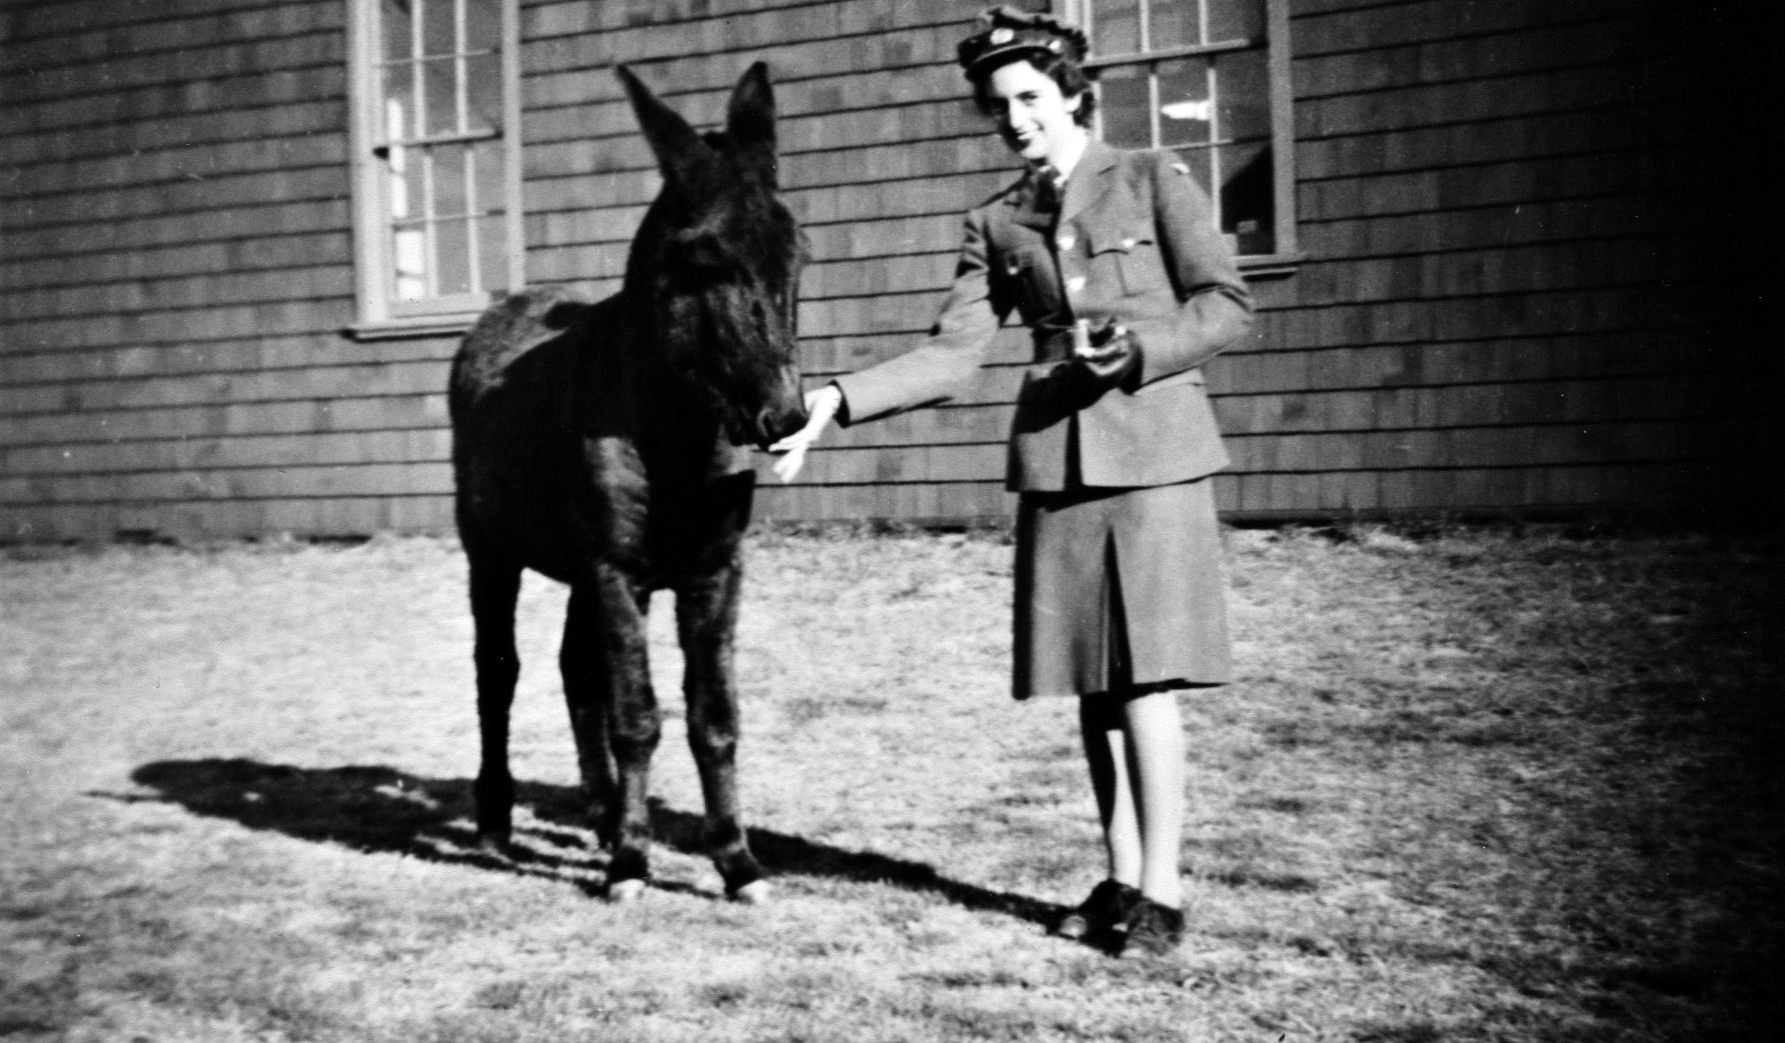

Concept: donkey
[[448, 63, 807, 903]]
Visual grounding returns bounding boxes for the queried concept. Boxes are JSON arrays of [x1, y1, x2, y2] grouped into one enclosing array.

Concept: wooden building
[[1, 0, 1776, 542]]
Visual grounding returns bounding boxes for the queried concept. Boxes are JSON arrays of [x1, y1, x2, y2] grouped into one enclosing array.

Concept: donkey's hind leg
[[677, 561, 768, 902], [465, 531, 524, 853], [561, 586, 619, 848]]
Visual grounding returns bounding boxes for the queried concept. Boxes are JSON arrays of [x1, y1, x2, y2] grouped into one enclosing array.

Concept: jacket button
[[1120, 237, 1136, 250], [1057, 234, 1075, 251], [1066, 276, 1086, 294]]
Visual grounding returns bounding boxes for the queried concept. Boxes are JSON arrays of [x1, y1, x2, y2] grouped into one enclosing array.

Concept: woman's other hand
[[769, 384, 843, 483]]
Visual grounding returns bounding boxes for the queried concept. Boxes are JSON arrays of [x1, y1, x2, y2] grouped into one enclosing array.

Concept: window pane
[[1148, 0, 1200, 51], [1169, 145, 1212, 196], [1156, 57, 1211, 148], [434, 218, 472, 296], [421, 0, 455, 57], [1208, 0, 1265, 43], [1215, 49, 1271, 143], [382, 66, 416, 142], [382, 0, 414, 60], [1093, 0, 1141, 56], [392, 223, 428, 300], [465, 51, 502, 133], [1218, 142, 1274, 254], [388, 144, 423, 220], [422, 57, 459, 135], [1098, 66, 1151, 148], [466, 0, 500, 51], [473, 143, 504, 217], [477, 215, 509, 293], [434, 143, 468, 218]]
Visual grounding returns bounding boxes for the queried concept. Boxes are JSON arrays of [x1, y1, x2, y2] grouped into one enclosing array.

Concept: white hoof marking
[[731, 880, 773, 905], [607, 878, 647, 903]]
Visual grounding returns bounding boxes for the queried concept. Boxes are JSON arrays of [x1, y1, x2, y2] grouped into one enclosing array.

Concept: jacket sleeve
[[1126, 151, 1255, 386], [831, 208, 1010, 426]]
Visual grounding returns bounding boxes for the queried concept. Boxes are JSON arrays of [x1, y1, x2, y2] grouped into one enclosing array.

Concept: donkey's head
[[619, 62, 808, 450]]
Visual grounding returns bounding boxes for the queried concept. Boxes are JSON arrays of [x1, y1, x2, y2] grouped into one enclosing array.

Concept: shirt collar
[[1034, 129, 1090, 186]]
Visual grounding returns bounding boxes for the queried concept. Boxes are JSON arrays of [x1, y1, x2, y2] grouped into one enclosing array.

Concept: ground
[[1, 521, 1780, 1041]]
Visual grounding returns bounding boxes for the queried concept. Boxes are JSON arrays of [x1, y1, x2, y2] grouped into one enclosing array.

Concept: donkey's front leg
[[595, 565, 660, 901], [677, 560, 768, 902], [561, 586, 619, 847]]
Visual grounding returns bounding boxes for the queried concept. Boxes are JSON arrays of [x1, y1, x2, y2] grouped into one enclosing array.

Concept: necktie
[[1034, 164, 1065, 213]]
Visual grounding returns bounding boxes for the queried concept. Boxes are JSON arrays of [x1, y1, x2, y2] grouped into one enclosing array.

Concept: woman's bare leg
[[1122, 689, 1185, 907], [1079, 697, 1142, 887]]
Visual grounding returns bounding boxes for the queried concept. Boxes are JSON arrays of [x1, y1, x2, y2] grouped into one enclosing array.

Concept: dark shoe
[[1053, 880, 1142, 940], [1120, 899, 1185, 956]]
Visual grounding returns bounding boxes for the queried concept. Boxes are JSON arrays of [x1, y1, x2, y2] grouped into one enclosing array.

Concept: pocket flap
[[1088, 223, 1156, 255], [1134, 366, 1205, 394]]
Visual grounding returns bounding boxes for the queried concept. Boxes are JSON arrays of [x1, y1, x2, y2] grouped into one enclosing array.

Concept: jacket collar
[[1006, 138, 1120, 231]]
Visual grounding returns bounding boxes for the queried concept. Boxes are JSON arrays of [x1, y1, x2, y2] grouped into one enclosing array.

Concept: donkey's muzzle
[[754, 402, 809, 449]]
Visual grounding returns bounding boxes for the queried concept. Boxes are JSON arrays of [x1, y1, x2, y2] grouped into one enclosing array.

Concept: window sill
[[344, 312, 483, 341], [1237, 252, 1305, 279]]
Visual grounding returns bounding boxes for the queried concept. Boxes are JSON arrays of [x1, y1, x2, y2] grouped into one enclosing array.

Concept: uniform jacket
[[833, 140, 1254, 491]]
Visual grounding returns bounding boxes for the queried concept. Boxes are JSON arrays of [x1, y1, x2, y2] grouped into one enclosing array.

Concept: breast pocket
[[1089, 223, 1170, 298]]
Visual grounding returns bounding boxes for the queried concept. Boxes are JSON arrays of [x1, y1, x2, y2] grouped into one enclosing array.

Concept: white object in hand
[[769, 385, 842, 484]]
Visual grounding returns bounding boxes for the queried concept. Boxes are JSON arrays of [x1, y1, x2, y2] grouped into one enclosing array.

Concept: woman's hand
[[1072, 323, 1143, 391], [769, 384, 843, 483]]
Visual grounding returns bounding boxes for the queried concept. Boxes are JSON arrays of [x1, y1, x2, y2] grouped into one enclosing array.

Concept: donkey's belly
[[456, 440, 625, 587], [460, 430, 746, 593]]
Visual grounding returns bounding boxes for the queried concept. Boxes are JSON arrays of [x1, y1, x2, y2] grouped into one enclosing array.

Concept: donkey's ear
[[617, 64, 707, 186], [725, 62, 777, 172]]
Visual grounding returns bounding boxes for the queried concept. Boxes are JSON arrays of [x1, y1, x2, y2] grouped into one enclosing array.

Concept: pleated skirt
[[1012, 478, 1231, 700]]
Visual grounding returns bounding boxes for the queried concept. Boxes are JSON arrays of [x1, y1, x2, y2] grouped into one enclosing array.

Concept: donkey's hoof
[[729, 880, 773, 905], [476, 833, 511, 858], [606, 878, 648, 903]]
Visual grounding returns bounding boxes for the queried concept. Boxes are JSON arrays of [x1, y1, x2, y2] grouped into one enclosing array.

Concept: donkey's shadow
[[119, 759, 1060, 926]]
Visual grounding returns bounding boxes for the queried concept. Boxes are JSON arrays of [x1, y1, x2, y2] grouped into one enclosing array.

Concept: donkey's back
[[450, 287, 625, 586]]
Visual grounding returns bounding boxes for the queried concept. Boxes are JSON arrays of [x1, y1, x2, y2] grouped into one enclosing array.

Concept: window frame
[[1062, 0, 1300, 274], [346, 0, 525, 339]]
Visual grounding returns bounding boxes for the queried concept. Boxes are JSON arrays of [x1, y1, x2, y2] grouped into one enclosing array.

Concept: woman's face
[[985, 59, 1085, 167]]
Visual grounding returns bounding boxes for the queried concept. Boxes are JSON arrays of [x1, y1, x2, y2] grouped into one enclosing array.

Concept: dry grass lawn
[[1, 521, 1780, 1041]]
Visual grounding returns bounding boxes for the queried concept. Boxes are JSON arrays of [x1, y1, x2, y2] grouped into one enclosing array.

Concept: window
[[348, 0, 522, 336], [1065, 0, 1297, 267]]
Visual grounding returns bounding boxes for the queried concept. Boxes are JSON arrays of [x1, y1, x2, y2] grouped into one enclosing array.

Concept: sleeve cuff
[[827, 381, 852, 427]]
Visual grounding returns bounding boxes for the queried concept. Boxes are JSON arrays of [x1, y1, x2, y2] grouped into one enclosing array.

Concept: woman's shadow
[[119, 758, 1060, 928]]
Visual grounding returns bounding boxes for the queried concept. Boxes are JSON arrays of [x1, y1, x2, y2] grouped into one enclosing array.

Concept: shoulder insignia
[[1170, 162, 1191, 176]]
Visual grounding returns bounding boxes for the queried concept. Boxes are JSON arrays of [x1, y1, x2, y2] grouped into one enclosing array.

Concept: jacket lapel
[[1060, 139, 1118, 228]]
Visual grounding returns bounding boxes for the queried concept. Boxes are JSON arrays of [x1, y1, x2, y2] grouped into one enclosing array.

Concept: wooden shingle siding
[[0, 0, 1770, 541], [0, 0, 404, 541], [743, 0, 1763, 522], [1210, 0, 1755, 521]]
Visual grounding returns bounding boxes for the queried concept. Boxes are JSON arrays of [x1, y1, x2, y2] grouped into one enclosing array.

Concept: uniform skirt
[[1012, 478, 1230, 701]]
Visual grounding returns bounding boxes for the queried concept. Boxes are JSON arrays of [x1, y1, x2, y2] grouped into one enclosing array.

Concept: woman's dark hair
[[971, 51, 1097, 128]]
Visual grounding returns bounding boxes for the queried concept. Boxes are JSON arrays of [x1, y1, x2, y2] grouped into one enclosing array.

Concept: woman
[[772, 6, 1253, 956]]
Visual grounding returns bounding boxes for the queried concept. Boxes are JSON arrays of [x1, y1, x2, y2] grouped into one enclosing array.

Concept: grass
[[1, 521, 1779, 1041]]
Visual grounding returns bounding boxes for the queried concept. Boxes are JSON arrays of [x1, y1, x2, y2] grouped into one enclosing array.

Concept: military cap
[[956, 6, 1089, 78]]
